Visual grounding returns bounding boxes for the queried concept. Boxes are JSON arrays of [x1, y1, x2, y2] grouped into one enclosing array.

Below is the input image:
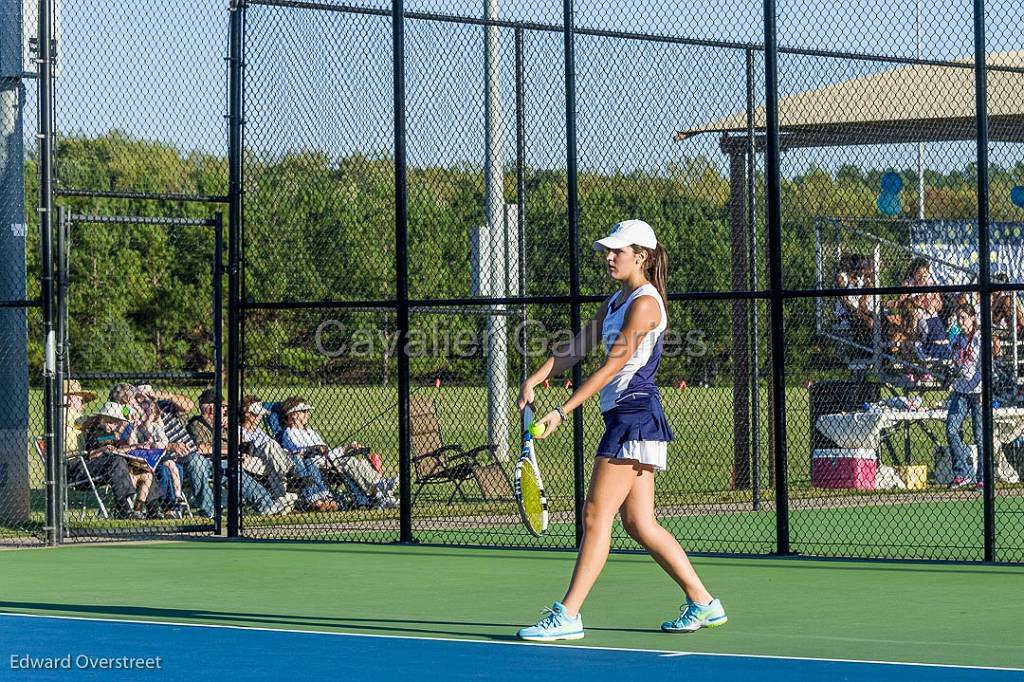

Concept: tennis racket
[[514, 404, 549, 536]]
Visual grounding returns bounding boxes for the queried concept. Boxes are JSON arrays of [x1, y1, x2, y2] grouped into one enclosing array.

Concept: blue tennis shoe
[[661, 597, 728, 633], [516, 602, 584, 641]]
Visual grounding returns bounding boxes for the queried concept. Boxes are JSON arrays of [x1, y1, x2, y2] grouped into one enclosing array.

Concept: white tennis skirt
[[603, 440, 667, 471]]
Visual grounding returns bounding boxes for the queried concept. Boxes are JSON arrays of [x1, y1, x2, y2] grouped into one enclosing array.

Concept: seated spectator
[[239, 396, 333, 512], [893, 257, 943, 318], [279, 396, 397, 508], [62, 380, 140, 520], [915, 308, 951, 359], [149, 390, 222, 519], [102, 382, 185, 517], [108, 382, 143, 422], [82, 402, 155, 520], [990, 272, 1024, 340], [884, 257, 942, 355], [835, 253, 875, 348], [133, 384, 191, 518], [62, 379, 97, 454], [884, 298, 919, 354], [186, 388, 292, 516]]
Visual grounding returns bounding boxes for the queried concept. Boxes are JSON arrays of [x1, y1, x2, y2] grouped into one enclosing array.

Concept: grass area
[[2, 542, 1023, 668], [407, 496, 1024, 561], [17, 383, 950, 494], [5, 385, 1024, 561]]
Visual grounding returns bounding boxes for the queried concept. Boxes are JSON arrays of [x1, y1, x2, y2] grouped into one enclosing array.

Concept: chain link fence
[[4, 0, 1022, 562]]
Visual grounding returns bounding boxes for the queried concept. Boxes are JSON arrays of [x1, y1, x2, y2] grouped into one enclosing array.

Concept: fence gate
[[51, 210, 224, 542]]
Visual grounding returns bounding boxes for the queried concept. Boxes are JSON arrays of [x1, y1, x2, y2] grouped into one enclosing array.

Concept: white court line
[[1, 611, 1021, 673]]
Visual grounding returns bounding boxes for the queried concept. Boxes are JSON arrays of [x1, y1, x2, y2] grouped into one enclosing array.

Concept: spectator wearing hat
[[280, 396, 397, 508], [62, 381, 141, 519], [186, 388, 291, 516], [239, 396, 326, 512], [62, 379, 97, 455], [148, 388, 220, 519], [101, 382, 181, 517], [82, 402, 154, 519]]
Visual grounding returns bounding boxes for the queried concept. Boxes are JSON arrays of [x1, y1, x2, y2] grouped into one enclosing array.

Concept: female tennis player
[[515, 219, 726, 641]]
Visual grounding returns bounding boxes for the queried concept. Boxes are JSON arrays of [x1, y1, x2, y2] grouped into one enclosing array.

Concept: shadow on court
[[0, 601, 654, 641]]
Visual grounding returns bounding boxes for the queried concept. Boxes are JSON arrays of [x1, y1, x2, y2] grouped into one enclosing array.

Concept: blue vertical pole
[[0, 17, 30, 528]]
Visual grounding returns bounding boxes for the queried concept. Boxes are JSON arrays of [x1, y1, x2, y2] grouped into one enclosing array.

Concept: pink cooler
[[811, 449, 878, 489]]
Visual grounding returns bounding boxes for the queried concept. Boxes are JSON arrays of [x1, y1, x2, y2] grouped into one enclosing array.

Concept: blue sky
[[23, 0, 1024, 179]]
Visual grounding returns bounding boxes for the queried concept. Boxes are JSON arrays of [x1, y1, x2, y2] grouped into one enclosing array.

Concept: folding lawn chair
[[408, 395, 510, 504], [33, 435, 110, 520]]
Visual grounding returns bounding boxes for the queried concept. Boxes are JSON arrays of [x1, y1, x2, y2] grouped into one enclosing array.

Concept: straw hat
[[64, 379, 97, 402]]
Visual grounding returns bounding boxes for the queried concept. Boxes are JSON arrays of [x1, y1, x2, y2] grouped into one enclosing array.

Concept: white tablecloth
[[815, 407, 1024, 451], [816, 407, 1024, 483]]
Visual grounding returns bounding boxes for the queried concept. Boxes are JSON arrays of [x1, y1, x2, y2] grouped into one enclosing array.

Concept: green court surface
[[3, 541, 1022, 669]]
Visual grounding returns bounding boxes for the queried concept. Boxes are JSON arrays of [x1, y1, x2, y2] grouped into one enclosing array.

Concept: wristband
[[556, 405, 568, 421]]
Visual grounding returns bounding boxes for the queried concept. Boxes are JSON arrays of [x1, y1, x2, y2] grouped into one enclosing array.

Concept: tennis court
[[3, 542, 1022, 679]]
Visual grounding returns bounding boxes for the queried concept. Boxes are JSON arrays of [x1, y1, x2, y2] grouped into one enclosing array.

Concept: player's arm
[[534, 296, 659, 436], [561, 296, 657, 413], [518, 301, 608, 407]]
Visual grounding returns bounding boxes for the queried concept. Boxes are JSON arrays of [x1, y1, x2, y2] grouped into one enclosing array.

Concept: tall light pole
[[483, 0, 510, 462]]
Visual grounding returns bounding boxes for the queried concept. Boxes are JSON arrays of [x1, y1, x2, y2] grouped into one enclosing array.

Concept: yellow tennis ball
[[529, 422, 546, 437]]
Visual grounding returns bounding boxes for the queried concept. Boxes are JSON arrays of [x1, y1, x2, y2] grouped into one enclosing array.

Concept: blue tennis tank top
[[598, 283, 667, 413]]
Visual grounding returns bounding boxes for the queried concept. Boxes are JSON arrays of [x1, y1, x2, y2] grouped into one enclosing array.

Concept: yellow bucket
[[897, 465, 928, 490]]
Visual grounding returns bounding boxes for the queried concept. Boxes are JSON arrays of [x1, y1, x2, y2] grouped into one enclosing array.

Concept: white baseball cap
[[593, 219, 658, 252], [285, 402, 314, 415], [246, 401, 269, 416]]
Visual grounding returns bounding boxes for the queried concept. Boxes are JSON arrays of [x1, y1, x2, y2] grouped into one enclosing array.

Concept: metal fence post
[[563, 0, 585, 548], [37, 0, 57, 547], [394, 0, 413, 544], [213, 212, 226, 536], [515, 27, 528, 384], [54, 207, 67, 542], [762, 0, 790, 555], [973, 0, 995, 563], [745, 49, 761, 512], [226, 0, 247, 538]]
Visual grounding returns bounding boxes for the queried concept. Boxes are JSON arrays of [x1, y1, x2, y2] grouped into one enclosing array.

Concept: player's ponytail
[[640, 244, 669, 321]]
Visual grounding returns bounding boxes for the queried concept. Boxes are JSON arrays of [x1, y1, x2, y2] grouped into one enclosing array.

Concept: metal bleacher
[[814, 217, 1024, 400]]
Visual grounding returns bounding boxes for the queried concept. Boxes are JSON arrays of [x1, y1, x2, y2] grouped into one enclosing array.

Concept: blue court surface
[[2, 613, 1021, 681]]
